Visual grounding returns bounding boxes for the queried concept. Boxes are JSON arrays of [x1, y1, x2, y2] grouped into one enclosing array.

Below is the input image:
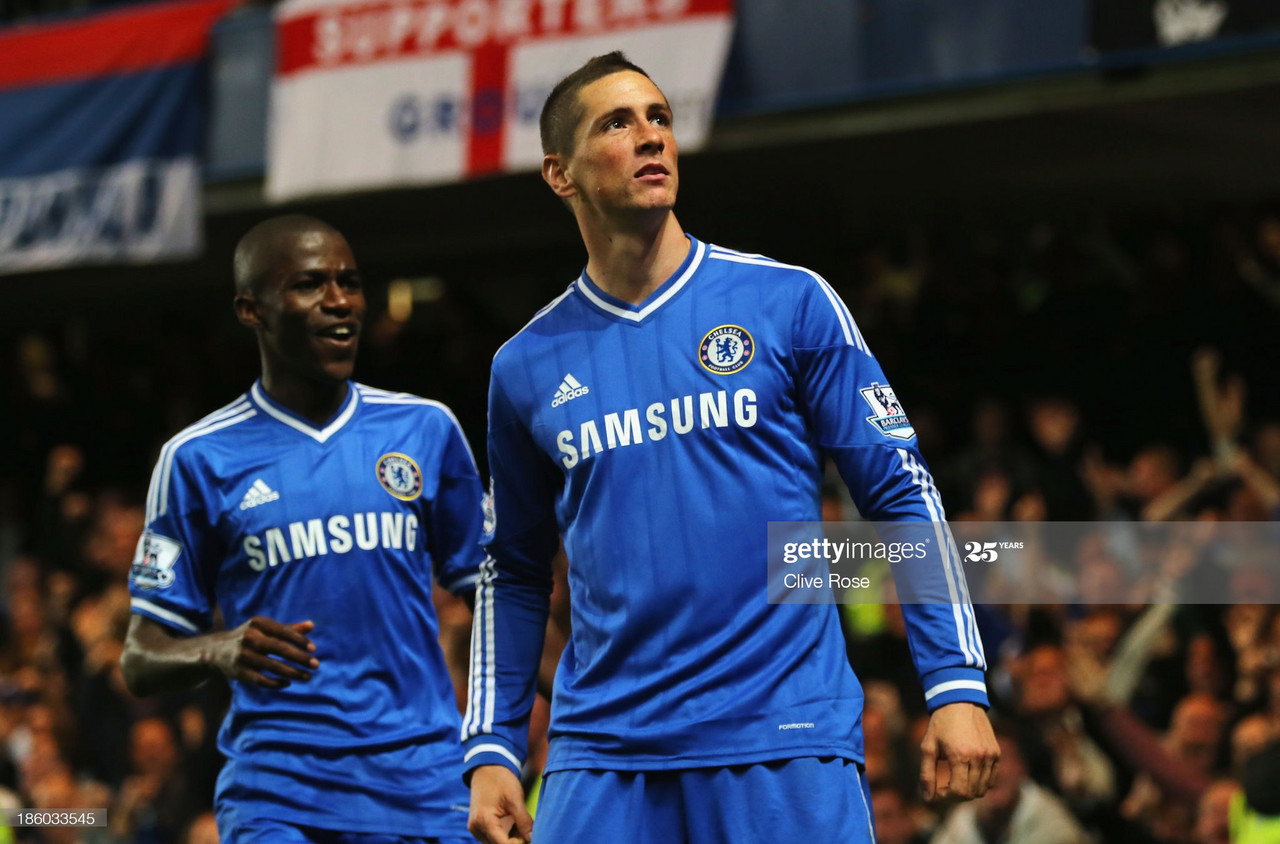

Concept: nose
[[320, 279, 352, 313], [636, 120, 664, 153]]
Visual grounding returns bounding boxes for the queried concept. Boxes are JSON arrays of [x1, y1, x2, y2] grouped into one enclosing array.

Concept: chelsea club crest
[[699, 325, 754, 375], [376, 453, 423, 501]]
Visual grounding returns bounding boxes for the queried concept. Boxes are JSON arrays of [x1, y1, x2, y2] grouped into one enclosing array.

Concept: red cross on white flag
[[269, 0, 734, 201]]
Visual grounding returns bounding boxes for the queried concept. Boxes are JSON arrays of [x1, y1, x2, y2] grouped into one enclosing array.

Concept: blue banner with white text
[[0, 0, 239, 274]]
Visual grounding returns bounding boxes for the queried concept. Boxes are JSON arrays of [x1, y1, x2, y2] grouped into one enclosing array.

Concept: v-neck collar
[[575, 236, 705, 324], [249, 380, 359, 444]]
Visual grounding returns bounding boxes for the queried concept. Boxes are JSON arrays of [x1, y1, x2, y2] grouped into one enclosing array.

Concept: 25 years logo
[[963, 541, 1023, 563]]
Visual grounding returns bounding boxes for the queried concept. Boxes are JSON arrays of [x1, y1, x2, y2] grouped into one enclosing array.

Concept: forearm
[[1091, 704, 1208, 803], [120, 615, 221, 697], [1140, 476, 1207, 522], [462, 566, 552, 776]]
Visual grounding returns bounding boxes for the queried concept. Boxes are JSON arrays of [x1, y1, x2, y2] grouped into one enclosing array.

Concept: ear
[[542, 153, 576, 200], [234, 293, 264, 330]]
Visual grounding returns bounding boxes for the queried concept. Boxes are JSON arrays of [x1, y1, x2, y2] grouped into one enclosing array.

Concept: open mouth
[[635, 163, 669, 179], [316, 324, 359, 345]]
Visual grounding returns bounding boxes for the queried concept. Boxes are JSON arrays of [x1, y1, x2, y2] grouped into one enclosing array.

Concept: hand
[[1063, 641, 1109, 706], [209, 617, 318, 689], [919, 702, 1000, 803], [1190, 347, 1221, 384], [468, 765, 533, 844]]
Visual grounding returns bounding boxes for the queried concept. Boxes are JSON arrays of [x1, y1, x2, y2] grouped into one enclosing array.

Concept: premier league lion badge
[[699, 325, 754, 374], [860, 382, 916, 441], [376, 453, 423, 501], [130, 531, 182, 590]]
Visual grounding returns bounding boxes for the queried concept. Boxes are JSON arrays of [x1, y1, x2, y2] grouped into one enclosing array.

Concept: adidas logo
[[551, 373, 590, 408], [239, 479, 280, 511]]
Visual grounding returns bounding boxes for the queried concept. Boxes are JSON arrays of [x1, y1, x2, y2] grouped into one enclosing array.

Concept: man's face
[[974, 736, 1025, 828], [243, 230, 364, 384], [559, 71, 678, 217]]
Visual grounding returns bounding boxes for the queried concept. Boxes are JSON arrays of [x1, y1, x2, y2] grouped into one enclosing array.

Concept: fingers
[[246, 618, 319, 670], [235, 666, 291, 690], [222, 618, 321, 687], [945, 757, 971, 801], [469, 766, 532, 844], [252, 618, 319, 662], [466, 813, 506, 844], [979, 751, 999, 796], [919, 738, 938, 803], [468, 810, 531, 844], [240, 650, 312, 683], [919, 704, 1002, 803], [512, 800, 534, 842]]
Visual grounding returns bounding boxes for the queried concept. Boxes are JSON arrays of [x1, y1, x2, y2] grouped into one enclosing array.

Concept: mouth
[[315, 322, 359, 348], [634, 163, 669, 181]]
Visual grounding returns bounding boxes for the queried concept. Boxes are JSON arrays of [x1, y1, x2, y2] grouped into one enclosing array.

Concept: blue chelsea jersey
[[462, 236, 988, 779], [128, 382, 483, 836]]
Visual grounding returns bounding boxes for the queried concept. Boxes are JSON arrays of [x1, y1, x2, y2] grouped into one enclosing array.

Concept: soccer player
[[463, 53, 1000, 844], [121, 215, 482, 844]]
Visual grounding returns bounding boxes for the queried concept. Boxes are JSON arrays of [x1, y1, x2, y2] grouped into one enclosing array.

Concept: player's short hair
[[233, 214, 342, 295], [540, 51, 657, 158]]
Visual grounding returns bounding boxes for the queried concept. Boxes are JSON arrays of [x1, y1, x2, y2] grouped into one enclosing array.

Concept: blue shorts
[[216, 818, 473, 844], [533, 757, 875, 844]]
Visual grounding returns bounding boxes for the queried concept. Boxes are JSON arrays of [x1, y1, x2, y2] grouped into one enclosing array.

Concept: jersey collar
[[575, 235, 705, 324], [249, 380, 359, 444]]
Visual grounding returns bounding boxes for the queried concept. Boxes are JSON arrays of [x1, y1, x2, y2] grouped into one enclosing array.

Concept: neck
[[579, 211, 689, 305], [259, 366, 349, 427]]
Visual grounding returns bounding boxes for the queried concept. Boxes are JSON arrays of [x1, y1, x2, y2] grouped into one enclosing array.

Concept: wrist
[[197, 629, 233, 675]]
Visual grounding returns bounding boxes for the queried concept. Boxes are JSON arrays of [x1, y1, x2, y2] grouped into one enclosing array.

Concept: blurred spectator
[[871, 785, 926, 844], [1230, 715, 1275, 778], [111, 717, 198, 844], [931, 727, 1090, 844], [184, 812, 219, 844], [942, 398, 1037, 515], [1232, 741, 1280, 843], [1117, 693, 1227, 843], [1252, 421, 1280, 480], [1125, 445, 1183, 519], [1013, 644, 1116, 809], [1026, 397, 1094, 520], [1194, 779, 1237, 844]]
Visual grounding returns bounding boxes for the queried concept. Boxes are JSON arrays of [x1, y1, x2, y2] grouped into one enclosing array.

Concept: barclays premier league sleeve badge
[[130, 531, 182, 589], [482, 478, 496, 538], [860, 382, 916, 440]]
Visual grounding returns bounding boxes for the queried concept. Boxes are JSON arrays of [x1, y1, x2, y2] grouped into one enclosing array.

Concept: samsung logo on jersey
[[242, 512, 419, 571], [557, 389, 757, 469]]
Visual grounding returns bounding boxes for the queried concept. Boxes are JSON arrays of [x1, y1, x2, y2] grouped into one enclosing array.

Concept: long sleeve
[[460, 369, 559, 778], [791, 275, 988, 711], [129, 437, 219, 636], [427, 409, 488, 598]]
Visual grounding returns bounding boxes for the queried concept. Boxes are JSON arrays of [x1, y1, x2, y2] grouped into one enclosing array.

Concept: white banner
[[268, 0, 735, 201]]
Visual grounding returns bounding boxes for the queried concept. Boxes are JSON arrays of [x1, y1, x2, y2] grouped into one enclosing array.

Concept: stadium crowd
[[1, 206, 1279, 842]]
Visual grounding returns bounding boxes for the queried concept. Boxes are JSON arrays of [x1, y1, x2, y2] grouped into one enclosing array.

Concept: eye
[[604, 117, 626, 131]]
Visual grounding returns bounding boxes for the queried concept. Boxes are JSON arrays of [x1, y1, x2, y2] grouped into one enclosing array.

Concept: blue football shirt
[[128, 382, 483, 835], [462, 236, 988, 779]]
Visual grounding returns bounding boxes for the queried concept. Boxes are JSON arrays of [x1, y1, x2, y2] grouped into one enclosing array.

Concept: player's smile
[[258, 229, 366, 383], [314, 319, 359, 352]]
